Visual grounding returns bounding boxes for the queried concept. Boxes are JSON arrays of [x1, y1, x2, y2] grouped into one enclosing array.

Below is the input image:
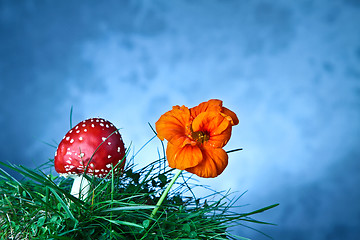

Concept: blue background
[[1, 0, 360, 239]]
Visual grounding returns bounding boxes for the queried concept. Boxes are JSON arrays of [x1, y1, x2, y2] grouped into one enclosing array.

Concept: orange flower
[[155, 99, 238, 178]]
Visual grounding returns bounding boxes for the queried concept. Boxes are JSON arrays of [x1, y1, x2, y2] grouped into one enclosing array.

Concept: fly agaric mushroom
[[54, 118, 126, 199]]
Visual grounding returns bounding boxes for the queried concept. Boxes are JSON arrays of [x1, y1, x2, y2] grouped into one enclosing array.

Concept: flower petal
[[206, 126, 232, 148], [166, 142, 203, 170], [192, 111, 231, 147], [190, 99, 239, 126], [186, 147, 228, 178], [155, 105, 191, 146], [192, 112, 230, 135], [190, 99, 222, 119], [221, 107, 239, 126]]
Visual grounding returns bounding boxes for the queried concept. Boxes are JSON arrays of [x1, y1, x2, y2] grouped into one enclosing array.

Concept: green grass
[[0, 138, 278, 239]]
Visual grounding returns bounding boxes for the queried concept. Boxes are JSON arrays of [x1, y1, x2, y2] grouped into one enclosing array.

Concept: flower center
[[191, 131, 210, 144]]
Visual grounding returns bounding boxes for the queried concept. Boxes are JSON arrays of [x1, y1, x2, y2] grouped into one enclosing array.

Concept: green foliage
[[0, 149, 278, 239]]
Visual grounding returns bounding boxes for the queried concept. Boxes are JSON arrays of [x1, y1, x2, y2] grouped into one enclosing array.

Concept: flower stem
[[150, 169, 183, 219]]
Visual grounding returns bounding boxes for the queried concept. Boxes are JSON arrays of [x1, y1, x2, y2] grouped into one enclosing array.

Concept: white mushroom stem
[[70, 175, 91, 200]]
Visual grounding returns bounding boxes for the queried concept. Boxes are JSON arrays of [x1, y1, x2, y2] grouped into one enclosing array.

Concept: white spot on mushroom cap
[[117, 147, 121, 152], [92, 124, 95, 128], [106, 164, 111, 168], [69, 130, 73, 133], [106, 124, 109, 128], [82, 124, 86, 127], [84, 129, 87, 132], [95, 169, 100, 173], [79, 137, 83, 141], [108, 155, 111, 158], [70, 139, 74, 143], [76, 130, 80, 133], [66, 160, 71, 164], [108, 142, 111, 145], [66, 136, 70, 141], [75, 126, 79, 129], [90, 163, 94, 168], [100, 123, 104, 127], [102, 137, 106, 141], [79, 152, 85, 158]]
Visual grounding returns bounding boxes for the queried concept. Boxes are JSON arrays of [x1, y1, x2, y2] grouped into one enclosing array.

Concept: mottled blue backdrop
[[1, 0, 360, 239]]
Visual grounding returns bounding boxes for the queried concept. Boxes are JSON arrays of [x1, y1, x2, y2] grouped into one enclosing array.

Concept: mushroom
[[54, 118, 126, 199]]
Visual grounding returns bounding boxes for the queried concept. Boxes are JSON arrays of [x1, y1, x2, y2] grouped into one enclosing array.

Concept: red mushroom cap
[[55, 118, 126, 178]]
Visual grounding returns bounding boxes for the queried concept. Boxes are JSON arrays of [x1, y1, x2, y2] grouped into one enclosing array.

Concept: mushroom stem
[[70, 175, 91, 200]]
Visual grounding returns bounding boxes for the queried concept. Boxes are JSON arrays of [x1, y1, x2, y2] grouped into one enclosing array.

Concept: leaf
[[102, 205, 155, 212], [189, 231, 197, 238], [142, 220, 150, 228], [37, 216, 46, 227], [241, 203, 279, 217], [49, 188, 78, 226], [182, 223, 191, 233], [93, 216, 144, 229], [158, 173, 167, 187]]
